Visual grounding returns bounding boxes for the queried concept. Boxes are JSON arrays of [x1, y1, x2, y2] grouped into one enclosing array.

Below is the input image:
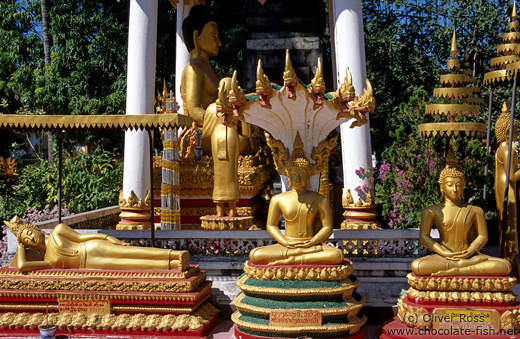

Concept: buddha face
[[196, 22, 221, 57], [21, 228, 45, 250], [440, 177, 464, 202], [288, 167, 309, 190]]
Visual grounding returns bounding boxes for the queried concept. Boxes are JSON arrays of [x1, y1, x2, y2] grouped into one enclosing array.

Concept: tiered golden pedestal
[[380, 274, 520, 338], [0, 266, 219, 338], [232, 260, 366, 339]]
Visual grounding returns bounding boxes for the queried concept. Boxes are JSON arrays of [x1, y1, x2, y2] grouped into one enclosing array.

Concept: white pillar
[[330, 0, 373, 203], [175, 2, 199, 114], [122, 0, 157, 206]]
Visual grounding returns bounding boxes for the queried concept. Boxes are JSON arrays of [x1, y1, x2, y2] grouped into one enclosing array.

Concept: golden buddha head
[[285, 132, 313, 189], [182, 5, 221, 57], [496, 101, 518, 143], [4, 216, 45, 249], [438, 154, 465, 201], [286, 159, 312, 190]]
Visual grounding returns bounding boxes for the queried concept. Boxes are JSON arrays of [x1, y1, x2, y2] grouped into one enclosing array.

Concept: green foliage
[[364, 0, 510, 161], [375, 90, 443, 228], [375, 90, 492, 228], [0, 149, 123, 221], [0, 1, 43, 114], [33, 1, 129, 116]]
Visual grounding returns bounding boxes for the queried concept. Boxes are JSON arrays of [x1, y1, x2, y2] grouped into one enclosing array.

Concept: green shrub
[[0, 149, 123, 220]]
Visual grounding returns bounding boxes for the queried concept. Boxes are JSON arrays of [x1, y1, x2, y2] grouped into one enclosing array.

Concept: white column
[[331, 0, 373, 203], [175, 2, 198, 114], [122, 0, 158, 202]]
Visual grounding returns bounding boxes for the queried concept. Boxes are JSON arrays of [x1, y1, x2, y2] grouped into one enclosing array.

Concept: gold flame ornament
[[283, 49, 298, 99], [216, 71, 245, 126], [255, 59, 273, 108], [310, 58, 326, 106]]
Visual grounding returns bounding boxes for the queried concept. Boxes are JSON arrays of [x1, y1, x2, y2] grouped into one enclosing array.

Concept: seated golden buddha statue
[[411, 157, 511, 277], [249, 141, 344, 266], [5, 216, 189, 272]]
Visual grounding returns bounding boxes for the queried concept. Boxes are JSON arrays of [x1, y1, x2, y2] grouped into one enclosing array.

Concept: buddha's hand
[[449, 249, 475, 260], [286, 239, 318, 249], [106, 236, 130, 246]]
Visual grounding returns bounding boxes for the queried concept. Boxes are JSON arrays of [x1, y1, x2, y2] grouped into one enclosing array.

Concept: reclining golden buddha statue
[[249, 135, 344, 266], [5, 216, 189, 272], [411, 155, 511, 277]]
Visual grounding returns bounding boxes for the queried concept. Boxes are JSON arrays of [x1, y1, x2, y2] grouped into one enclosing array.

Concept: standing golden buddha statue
[[494, 102, 520, 265], [411, 154, 511, 277], [180, 5, 251, 218]]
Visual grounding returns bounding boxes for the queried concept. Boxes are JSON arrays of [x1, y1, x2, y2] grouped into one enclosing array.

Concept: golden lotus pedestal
[[380, 274, 520, 338], [0, 266, 219, 338], [232, 260, 366, 339]]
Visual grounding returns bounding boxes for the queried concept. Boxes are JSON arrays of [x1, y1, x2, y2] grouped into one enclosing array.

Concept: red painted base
[[379, 317, 520, 339], [234, 326, 365, 339], [401, 297, 520, 315]]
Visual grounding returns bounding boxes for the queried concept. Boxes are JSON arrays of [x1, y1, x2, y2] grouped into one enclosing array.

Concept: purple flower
[[389, 210, 397, 219], [429, 160, 435, 172]]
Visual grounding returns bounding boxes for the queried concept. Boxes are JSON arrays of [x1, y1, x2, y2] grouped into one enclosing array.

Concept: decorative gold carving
[[181, 207, 252, 217], [256, 59, 273, 108], [0, 302, 218, 332], [407, 273, 516, 292], [118, 190, 151, 209], [0, 114, 192, 132], [236, 274, 360, 297], [424, 104, 481, 117], [243, 261, 353, 281], [232, 310, 366, 335], [338, 78, 375, 128], [283, 49, 298, 99], [180, 154, 271, 197], [406, 287, 517, 304], [335, 67, 356, 102], [484, 69, 509, 84], [311, 135, 338, 175], [310, 58, 326, 106], [397, 299, 432, 329], [0, 275, 205, 294], [433, 87, 480, 98], [265, 133, 290, 175], [418, 122, 486, 138], [0, 284, 211, 305], [200, 216, 253, 230], [0, 267, 198, 279], [340, 221, 380, 230]]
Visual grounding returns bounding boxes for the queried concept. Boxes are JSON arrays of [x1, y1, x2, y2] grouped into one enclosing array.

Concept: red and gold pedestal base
[[0, 266, 219, 337], [232, 260, 366, 338], [380, 274, 520, 338], [234, 325, 365, 339]]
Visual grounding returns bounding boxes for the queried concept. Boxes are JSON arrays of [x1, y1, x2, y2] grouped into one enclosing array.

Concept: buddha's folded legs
[[412, 254, 511, 277]]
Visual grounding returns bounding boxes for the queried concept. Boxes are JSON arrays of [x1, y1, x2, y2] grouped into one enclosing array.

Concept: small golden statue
[[204, 76, 251, 216], [494, 102, 520, 264], [249, 135, 344, 265], [411, 154, 511, 277], [5, 216, 189, 272]]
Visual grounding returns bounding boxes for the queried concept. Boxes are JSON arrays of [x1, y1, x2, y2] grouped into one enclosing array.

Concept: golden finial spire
[[450, 30, 458, 59], [283, 49, 298, 98], [513, 0, 518, 22]]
